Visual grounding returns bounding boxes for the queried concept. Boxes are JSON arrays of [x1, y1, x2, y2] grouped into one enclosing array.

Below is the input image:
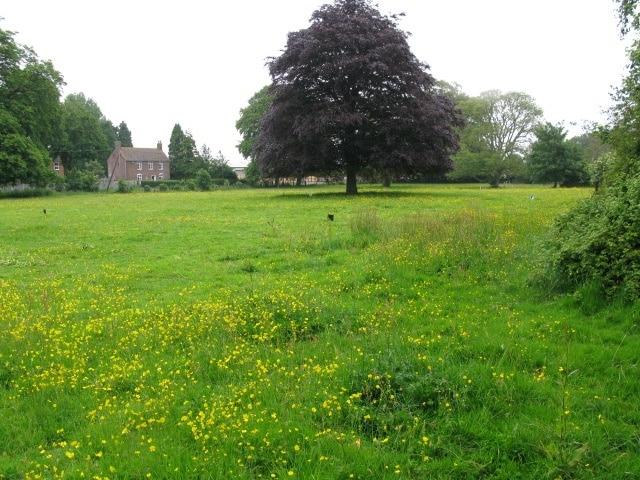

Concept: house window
[[53, 162, 60, 171], [136, 173, 142, 182], [148, 162, 154, 170], [159, 173, 164, 180], [137, 162, 142, 170], [158, 162, 164, 170]]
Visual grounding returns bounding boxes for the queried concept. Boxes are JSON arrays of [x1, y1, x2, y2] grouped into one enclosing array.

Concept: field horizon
[[1, 184, 638, 479]]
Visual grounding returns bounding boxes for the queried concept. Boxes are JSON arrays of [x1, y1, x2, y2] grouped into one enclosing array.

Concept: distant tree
[[199, 144, 214, 164], [54, 93, 112, 172], [570, 128, 610, 163], [204, 149, 237, 183], [0, 25, 64, 186], [254, 0, 462, 195], [236, 86, 273, 160], [588, 151, 615, 192], [195, 168, 212, 191], [569, 128, 611, 189], [243, 160, 261, 186], [101, 119, 117, 152], [0, 111, 53, 186], [433, 80, 469, 106], [450, 90, 543, 187], [115, 121, 133, 147], [526, 123, 587, 187], [168, 124, 199, 179], [65, 168, 99, 192], [84, 159, 106, 178]]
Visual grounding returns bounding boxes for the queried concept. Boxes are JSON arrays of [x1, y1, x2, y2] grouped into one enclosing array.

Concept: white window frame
[[136, 173, 142, 181], [53, 162, 60, 171], [137, 162, 142, 170], [148, 162, 154, 170], [158, 162, 164, 171]]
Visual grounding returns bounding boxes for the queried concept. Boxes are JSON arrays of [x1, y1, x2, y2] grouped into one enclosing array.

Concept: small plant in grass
[[541, 326, 591, 479]]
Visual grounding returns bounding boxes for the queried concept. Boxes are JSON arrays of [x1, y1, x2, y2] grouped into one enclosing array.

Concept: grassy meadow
[[1, 184, 639, 479]]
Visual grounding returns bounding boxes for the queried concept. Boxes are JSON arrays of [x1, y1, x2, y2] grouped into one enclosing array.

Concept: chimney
[[157, 141, 162, 150], [115, 140, 122, 149]]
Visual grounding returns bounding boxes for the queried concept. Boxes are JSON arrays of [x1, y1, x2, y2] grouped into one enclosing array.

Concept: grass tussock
[[1, 184, 638, 479]]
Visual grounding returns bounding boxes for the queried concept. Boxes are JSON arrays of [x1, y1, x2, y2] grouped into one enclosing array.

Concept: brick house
[[107, 141, 170, 182], [50, 158, 65, 176]]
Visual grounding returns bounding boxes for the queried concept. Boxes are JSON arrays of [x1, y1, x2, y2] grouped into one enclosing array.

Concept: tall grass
[[1, 184, 638, 479]]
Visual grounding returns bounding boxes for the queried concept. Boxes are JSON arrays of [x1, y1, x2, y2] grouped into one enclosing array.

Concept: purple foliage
[[254, 0, 463, 194]]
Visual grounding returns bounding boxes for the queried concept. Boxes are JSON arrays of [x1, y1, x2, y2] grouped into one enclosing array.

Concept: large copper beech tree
[[253, 0, 463, 194]]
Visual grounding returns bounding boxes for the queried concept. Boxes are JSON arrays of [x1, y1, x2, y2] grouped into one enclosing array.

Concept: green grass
[[1, 184, 638, 479]]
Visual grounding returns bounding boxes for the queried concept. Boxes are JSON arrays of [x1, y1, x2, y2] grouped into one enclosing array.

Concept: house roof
[[117, 147, 169, 163]]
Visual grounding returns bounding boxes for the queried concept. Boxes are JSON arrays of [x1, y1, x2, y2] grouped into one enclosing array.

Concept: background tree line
[[0, 23, 135, 191], [0, 2, 616, 194], [0, 20, 235, 191], [237, 79, 605, 190], [232, 0, 612, 192]]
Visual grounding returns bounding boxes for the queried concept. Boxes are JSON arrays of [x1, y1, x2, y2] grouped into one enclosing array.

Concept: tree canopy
[[526, 122, 586, 187], [116, 121, 133, 147], [236, 85, 272, 161], [168, 124, 236, 182], [449, 90, 542, 186], [0, 25, 64, 186], [254, 0, 462, 194], [168, 124, 198, 180], [53, 93, 113, 174]]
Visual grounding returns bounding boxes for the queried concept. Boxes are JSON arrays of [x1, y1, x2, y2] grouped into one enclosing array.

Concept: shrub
[[0, 188, 53, 199], [117, 180, 131, 193], [195, 169, 212, 191], [534, 173, 640, 301], [140, 180, 181, 189], [66, 169, 99, 192]]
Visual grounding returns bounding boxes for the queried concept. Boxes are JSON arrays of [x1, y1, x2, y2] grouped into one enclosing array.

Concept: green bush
[[195, 169, 212, 191], [66, 170, 99, 192], [140, 180, 181, 189], [534, 173, 640, 301], [0, 188, 53, 199], [117, 180, 131, 193]]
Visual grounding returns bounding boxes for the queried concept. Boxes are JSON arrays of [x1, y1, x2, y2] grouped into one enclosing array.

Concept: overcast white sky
[[1, 0, 630, 166]]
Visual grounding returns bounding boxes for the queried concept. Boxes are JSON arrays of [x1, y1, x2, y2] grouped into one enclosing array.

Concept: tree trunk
[[382, 176, 391, 188], [346, 165, 358, 195]]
